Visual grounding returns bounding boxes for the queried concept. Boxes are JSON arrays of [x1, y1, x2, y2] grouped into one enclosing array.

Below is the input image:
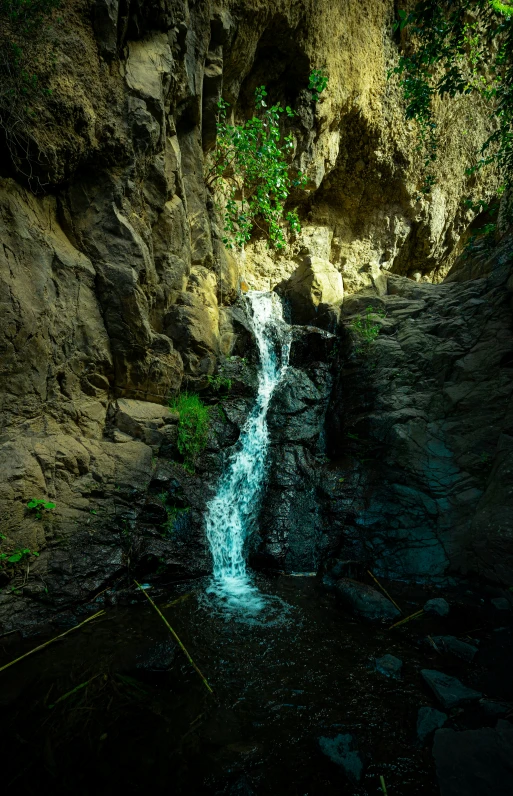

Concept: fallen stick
[[134, 580, 213, 694], [427, 635, 441, 653], [380, 774, 388, 795], [388, 609, 424, 630], [0, 610, 106, 674], [367, 570, 402, 613]]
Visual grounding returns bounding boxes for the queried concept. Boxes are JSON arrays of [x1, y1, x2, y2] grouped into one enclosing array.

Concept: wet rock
[[421, 669, 482, 709], [424, 598, 450, 617], [375, 654, 403, 679], [431, 635, 478, 662], [491, 597, 511, 611], [417, 706, 447, 744], [433, 725, 513, 796], [333, 578, 401, 622], [318, 733, 363, 783]]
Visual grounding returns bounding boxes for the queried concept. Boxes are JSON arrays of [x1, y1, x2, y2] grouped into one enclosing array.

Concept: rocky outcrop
[[251, 325, 335, 572], [0, 0, 509, 627], [322, 243, 513, 584], [276, 255, 344, 329]]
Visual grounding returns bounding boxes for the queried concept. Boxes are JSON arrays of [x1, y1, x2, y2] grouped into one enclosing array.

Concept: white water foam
[[205, 291, 291, 613]]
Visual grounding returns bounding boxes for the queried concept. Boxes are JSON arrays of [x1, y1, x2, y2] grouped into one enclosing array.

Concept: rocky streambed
[[0, 573, 512, 795]]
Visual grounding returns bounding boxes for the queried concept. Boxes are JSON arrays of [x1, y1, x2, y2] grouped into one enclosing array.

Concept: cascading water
[[205, 291, 290, 611]]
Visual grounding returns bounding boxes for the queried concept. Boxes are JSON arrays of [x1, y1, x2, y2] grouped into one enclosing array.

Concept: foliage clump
[[390, 1, 513, 200], [350, 306, 385, 354], [27, 497, 55, 519], [308, 69, 329, 102], [209, 70, 328, 251], [208, 86, 306, 250], [169, 393, 210, 471]]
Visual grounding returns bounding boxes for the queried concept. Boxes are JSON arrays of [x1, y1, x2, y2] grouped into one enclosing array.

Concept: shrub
[[169, 393, 210, 470], [389, 1, 513, 199], [208, 70, 329, 251], [350, 306, 385, 352]]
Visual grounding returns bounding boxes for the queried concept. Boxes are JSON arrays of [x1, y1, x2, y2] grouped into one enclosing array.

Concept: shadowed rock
[[333, 578, 401, 622], [421, 669, 482, 709]]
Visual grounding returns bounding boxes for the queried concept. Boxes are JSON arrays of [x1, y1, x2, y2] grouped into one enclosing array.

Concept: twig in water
[[380, 774, 388, 794], [134, 580, 213, 694], [367, 570, 402, 614], [0, 611, 106, 674], [388, 609, 424, 630]]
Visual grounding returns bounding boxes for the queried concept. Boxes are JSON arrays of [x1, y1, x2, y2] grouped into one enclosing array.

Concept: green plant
[[349, 306, 385, 351], [207, 373, 232, 392], [26, 498, 55, 519], [161, 506, 190, 537], [168, 393, 210, 470], [390, 1, 513, 199], [0, 547, 39, 565], [309, 69, 329, 102], [208, 85, 308, 250]]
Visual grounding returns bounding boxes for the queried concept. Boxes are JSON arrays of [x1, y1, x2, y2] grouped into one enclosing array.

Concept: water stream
[[205, 291, 290, 611]]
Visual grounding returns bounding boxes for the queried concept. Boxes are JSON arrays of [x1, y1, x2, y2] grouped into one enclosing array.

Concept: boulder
[[433, 726, 513, 796], [276, 256, 343, 326], [333, 578, 401, 622], [375, 654, 403, 679], [491, 597, 511, 611], [430, 635, 478, 662], [424, 598, 450, 616], [417, 706, 447, 744], [318, 733, 363, 783], [421, 670, 482, 709], [115, 398, 178, 447]]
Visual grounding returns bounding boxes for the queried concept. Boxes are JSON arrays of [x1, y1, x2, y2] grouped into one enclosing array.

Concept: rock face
[[324, 253, 513, 585]]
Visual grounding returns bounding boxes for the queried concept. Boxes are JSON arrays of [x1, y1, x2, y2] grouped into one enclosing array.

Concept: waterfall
[[205, 291, 290, 611]]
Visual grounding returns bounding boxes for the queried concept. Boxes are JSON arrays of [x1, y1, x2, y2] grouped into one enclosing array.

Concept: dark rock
[[433, 726, 513, 795], [421, 669, 482, 709], [431, 635, 478, 662], [491, 597, 511, 611], [333, 578, 401, 622], [480, 699, 513, 717], [93, 0, 119, 58], [318, 733, 363, 783], [375, 654, 403, 679], [417, 706, 447, 744], [424, 598, 450, 617]]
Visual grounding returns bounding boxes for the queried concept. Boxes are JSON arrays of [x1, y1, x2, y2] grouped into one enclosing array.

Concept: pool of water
[[0, 575, 511, 795]]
